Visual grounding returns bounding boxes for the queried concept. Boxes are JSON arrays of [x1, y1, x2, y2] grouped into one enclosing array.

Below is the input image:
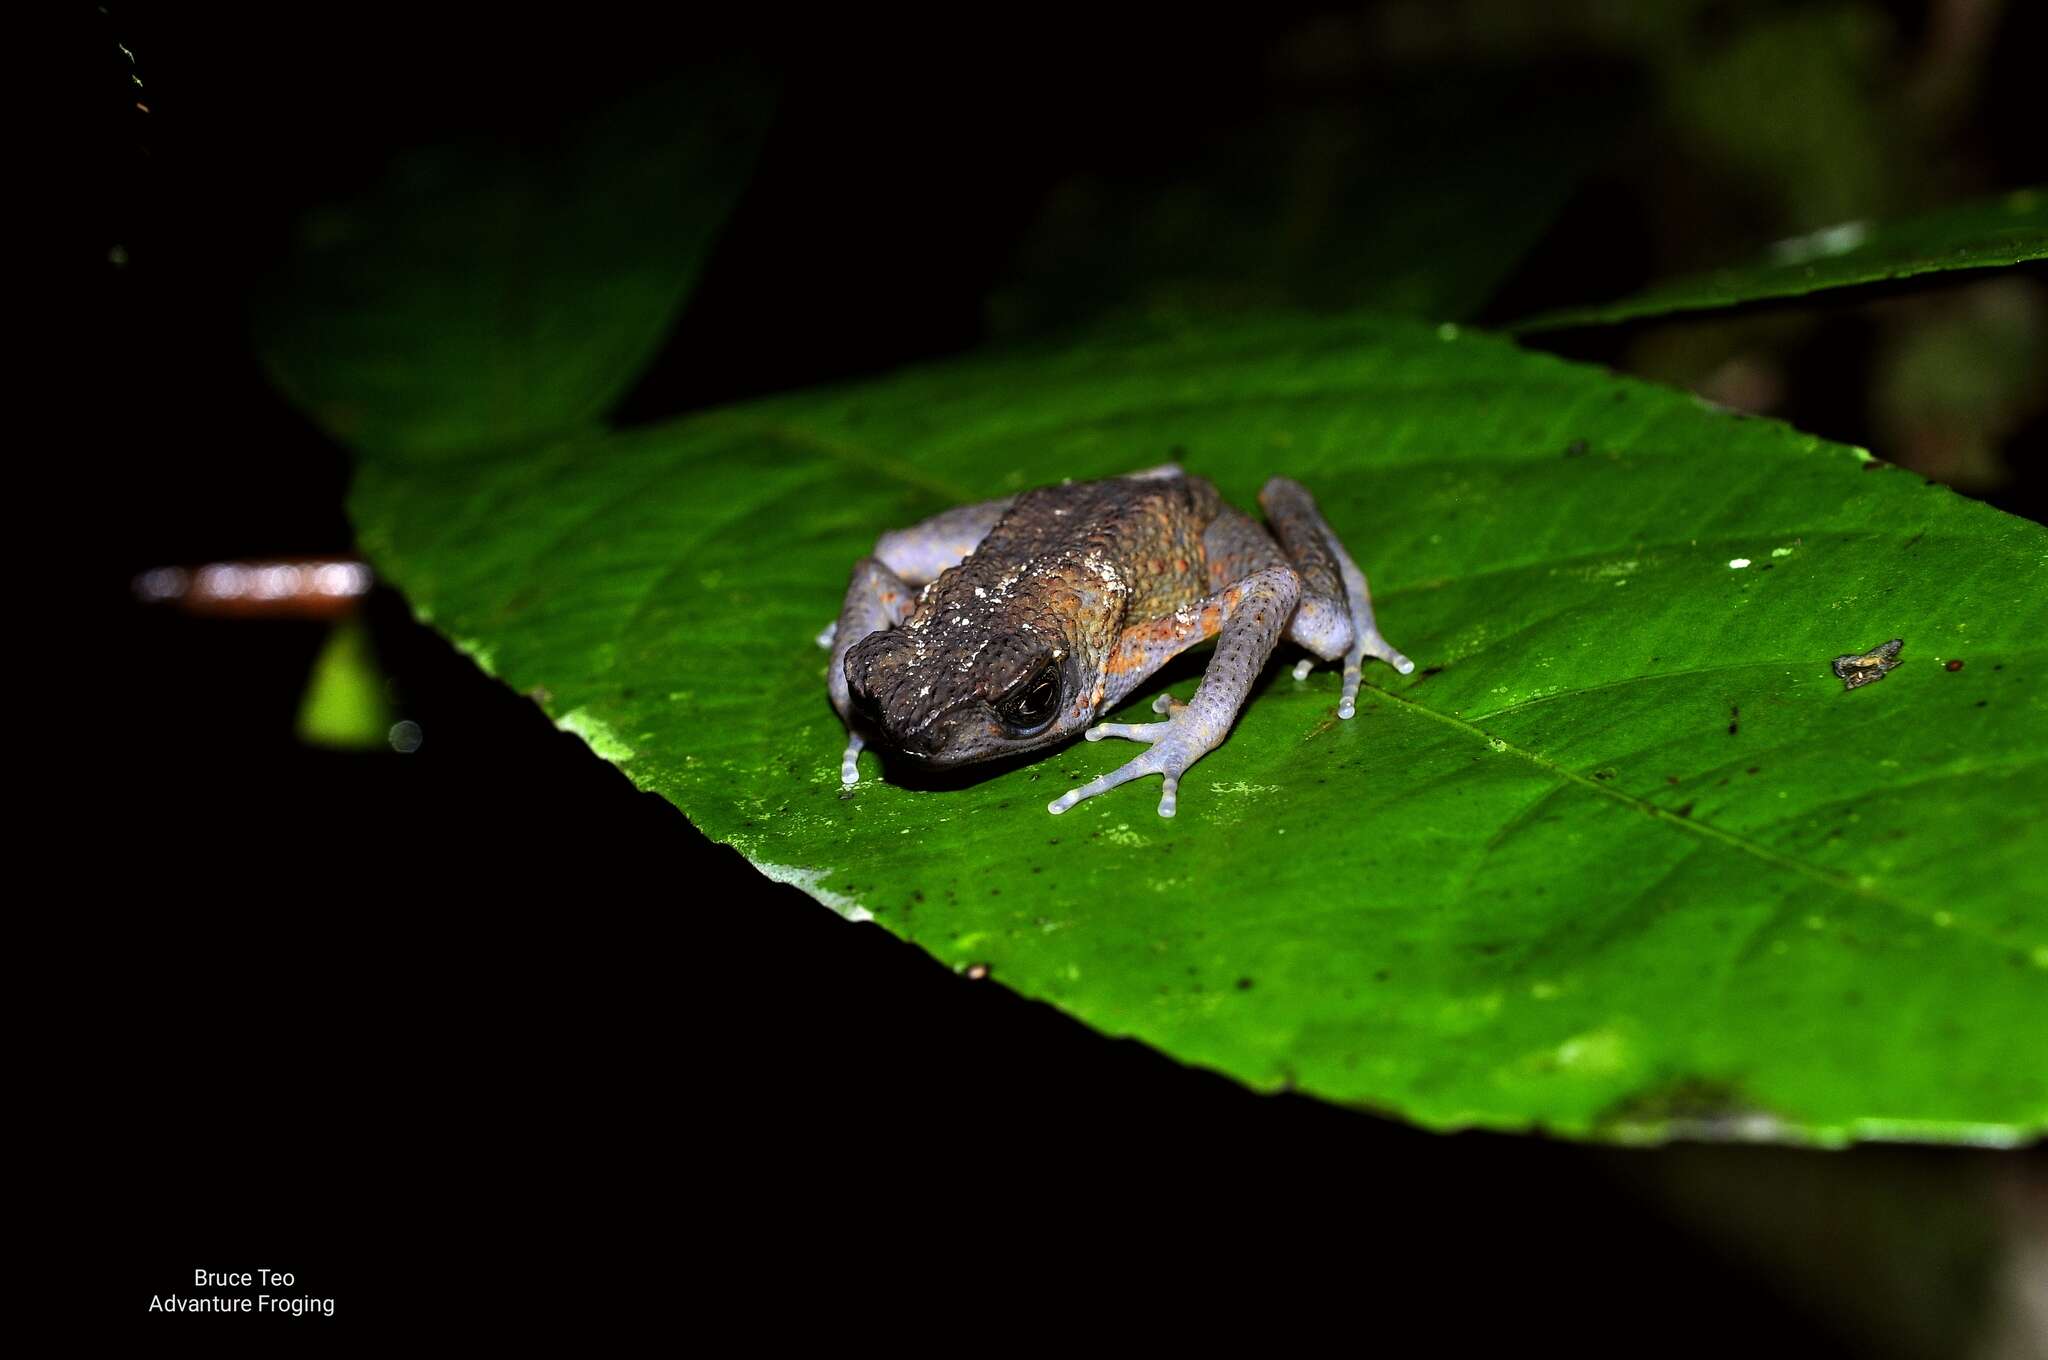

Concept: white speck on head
[[974, 587, 986, 598], [917, 684, 931, 697], [1082, 554, 1123, 589], [1728, 558, 1752, 569]]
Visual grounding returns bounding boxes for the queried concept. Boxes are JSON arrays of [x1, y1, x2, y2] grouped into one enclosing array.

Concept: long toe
[[1363, 628, 1414, 675], [1087, 721, 1166, 743], [1048, 748, 1168, 813]]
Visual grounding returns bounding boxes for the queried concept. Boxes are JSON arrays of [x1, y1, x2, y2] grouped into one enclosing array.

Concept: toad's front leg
[[1049, 565, 1300, 818], [826, 494, 1016, 784]]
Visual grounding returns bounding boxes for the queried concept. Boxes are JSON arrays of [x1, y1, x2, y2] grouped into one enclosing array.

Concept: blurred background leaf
[[294, 616, 394, 751], [987, 63, 1639, 334], [253, 72, 776, 465], [1517, 189, 2047, 330]]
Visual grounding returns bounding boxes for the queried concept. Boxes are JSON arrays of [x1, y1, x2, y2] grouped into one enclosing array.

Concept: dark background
[[82, 3, 2041, 1346]]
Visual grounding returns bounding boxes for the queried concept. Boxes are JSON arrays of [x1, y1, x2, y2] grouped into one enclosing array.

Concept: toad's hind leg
[[871, 496, 1016, 585], [824, 495, 1015, 784], [1258, 477, 1413, 718]]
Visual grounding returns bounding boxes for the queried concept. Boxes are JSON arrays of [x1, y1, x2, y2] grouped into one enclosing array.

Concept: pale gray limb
[[1259, 477, 1413, 717], [827, 558, 915, 783], [826, 495, 1014, 784], [873, 496, 1015, 584]]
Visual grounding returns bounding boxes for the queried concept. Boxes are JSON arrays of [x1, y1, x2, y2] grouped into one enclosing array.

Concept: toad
[[821, 465, 1413, 817]]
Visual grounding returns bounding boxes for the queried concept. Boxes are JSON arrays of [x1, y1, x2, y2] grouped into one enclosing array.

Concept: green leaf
[[1516, 188, 2048, 331], [295, 617, 394, 750], [345, 313, 2048, 1147], [253, 73, 774, 463]]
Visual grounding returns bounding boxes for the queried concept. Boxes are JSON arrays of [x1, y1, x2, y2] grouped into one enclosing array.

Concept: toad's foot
[[1338, 628, 1413, 720], [840, 730, 866, 785], [1291, 639, 1411, 716], [1256, 476, 1415, 719], [1050, 702, 1214, 818]]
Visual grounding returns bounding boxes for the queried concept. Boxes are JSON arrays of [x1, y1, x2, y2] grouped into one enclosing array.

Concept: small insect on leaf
[[1832, 637, 1905, 691]]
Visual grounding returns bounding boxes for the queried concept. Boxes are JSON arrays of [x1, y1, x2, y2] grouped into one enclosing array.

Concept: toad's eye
[[1001, 666, 1061, 731]]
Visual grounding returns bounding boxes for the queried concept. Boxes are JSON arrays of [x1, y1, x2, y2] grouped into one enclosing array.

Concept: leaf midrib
[[1359, 676, 2023, 950]]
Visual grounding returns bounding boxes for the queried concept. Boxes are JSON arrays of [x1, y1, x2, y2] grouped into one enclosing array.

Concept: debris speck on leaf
[[1832, 638, 1904, 691]]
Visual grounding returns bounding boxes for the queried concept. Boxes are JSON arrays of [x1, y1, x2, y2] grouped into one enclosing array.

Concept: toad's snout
[[845, 646, 980, 760], [888, 707, 970, 759]]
